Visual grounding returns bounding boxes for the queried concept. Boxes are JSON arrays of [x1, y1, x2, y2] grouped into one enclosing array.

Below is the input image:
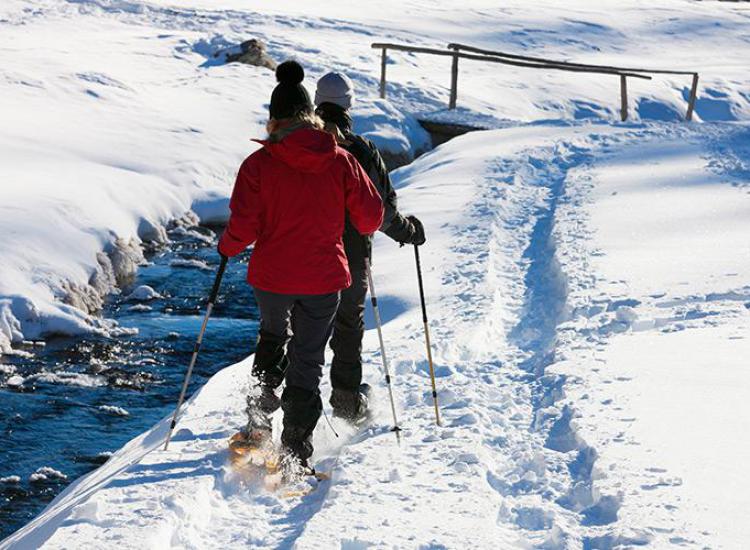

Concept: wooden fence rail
[[371, 42, 700, 122]]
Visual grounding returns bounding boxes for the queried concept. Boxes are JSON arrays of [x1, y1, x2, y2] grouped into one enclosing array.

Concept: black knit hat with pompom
[[269, 60, 312, 119]]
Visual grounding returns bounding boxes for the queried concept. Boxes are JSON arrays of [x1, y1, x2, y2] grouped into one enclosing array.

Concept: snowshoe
[[229, 384, 280, 469], [229, 439, 329, 497], [330, 383, 371, 424], [228, 429, 274, 469], [261, 451, 330, 498]]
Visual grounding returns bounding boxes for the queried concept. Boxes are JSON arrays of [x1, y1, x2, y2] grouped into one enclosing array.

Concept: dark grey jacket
[[341, 134, 413, 269]]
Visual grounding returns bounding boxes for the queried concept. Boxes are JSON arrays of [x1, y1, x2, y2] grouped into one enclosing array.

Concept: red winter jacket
[[218, 127, 384, 295]]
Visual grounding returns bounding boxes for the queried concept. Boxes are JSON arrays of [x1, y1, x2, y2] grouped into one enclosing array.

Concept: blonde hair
[[296, 110, 325, 130], [267, 110, 324, 142]]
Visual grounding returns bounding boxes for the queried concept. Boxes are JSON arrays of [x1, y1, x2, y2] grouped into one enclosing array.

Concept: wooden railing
[[371, 42, 700, 122]]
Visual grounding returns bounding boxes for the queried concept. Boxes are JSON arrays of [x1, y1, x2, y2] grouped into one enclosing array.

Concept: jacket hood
[[257, 128, 337, 174]]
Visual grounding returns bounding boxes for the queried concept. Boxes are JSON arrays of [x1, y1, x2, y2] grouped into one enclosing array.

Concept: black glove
[[406, 215, 426, 246], [384, 214, 426, 246]]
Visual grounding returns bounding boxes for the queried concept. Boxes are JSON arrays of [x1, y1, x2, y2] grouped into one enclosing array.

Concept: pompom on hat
[[269, 60, 312, 119]]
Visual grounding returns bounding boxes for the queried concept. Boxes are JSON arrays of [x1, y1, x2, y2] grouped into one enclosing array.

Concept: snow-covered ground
[[5, 121, 749, 548], [551, 125, 750, 548], [2, 0, 750, 548]]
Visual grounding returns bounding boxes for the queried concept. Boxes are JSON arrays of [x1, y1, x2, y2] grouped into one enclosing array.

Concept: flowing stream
[[0, 226, 258, 539]]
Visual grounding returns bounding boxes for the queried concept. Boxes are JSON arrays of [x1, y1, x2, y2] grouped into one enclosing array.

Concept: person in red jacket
[[218, 60, 384, 472]]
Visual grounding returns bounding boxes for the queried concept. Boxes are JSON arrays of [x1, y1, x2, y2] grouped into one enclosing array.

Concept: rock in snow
[[220, 38, 276, 69], [29, 468, 67, 483], [124, 285, 162, 302]]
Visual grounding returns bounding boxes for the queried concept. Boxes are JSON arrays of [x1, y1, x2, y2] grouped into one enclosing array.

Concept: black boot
[[330, 383, 371, 424], [230, 383, 282, 460], [244, 335, 289, 438], [252, 329, 289, 389], [280, 424, 314, 477], [244, 384, 280, 437], [280, 385, 321, 476]]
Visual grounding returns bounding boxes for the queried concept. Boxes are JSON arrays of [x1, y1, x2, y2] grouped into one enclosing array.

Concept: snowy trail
[[3, 0, 750, 547], [550, 123, 750, 548], [4, 121, 750, 548], [10, 125, 600, 548]]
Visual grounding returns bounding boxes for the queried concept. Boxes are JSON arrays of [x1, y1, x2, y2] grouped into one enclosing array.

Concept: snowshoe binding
[[260, 447, 329, 498]]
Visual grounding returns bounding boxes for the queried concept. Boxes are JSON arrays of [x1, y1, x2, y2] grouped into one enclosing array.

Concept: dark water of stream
[[0, 226, 258, 540]]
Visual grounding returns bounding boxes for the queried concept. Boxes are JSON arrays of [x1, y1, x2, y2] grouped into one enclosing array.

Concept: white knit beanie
[[314, 72, 355, 109]]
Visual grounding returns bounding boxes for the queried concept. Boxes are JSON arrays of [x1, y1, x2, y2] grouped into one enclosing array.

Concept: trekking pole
[[163, 254, 228, 451], [413, 245, 441, 426], [364, 257, 402, 444]]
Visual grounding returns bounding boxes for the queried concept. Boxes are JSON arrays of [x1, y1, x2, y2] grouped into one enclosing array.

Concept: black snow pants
[[252, 288, 340, 459], [329, 268, 369, 392]]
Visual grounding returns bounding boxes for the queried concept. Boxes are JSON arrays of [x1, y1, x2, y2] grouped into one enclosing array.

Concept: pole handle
[[414, 246, 428, 323], [210, 255, 229, 303]]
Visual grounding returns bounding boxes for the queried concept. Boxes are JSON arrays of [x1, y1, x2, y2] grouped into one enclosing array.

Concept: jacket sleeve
[[343, 154, 384, 236], [363, 142, 401, 233], [218, 156, 262, 257], [360, 140, 414, 243]]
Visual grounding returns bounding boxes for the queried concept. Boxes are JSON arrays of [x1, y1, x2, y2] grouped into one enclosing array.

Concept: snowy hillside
[[2, 0, 750, 548], [0, 0, 433, 353], [2, 0, 749, 352]]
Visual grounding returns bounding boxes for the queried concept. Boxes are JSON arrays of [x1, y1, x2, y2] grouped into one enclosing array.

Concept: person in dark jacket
[[219, 61, 384, 471], [314, 71, 426, 423]]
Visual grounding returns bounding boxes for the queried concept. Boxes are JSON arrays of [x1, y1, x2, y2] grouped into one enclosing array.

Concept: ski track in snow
[[548, 124, 750, 549], [296, 123, 750, 549]]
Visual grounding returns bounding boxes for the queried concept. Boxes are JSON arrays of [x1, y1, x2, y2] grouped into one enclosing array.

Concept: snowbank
[[0, 0, 430, 353]]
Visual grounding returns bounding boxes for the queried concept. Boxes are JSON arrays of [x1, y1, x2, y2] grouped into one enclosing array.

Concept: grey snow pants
[[253, 288, 340, 393]]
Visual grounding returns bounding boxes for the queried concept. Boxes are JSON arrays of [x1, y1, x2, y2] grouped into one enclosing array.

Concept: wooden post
[[449, 52, 459, 109], [379, 48, 387, 99], [620, 75, 628, 122], [686, 73, 699, 121]]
